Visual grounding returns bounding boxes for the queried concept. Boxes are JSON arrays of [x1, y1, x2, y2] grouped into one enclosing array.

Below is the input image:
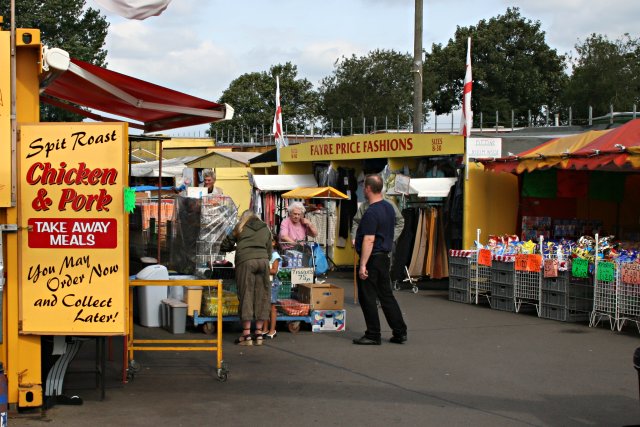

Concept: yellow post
[[2, 27, 44, 407]]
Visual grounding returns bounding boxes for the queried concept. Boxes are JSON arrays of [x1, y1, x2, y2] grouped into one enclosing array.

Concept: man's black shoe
[[389, 335, 407, 344], [352, 336, 381, 345]]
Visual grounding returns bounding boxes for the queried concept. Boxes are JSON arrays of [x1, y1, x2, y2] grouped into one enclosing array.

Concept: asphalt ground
[[11, 272, 640, 427]]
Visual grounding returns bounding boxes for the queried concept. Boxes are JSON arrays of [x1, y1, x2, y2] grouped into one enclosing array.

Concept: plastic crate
[[567, 296, 593, 312], [491, 282, 514, 298], [449, 255, 471, 266], [492, 261, 515, 272], [449, 276, 469, 291], [542, 272, 570, 292], [275, 282, 292, 299], [542, 290, 566, 307], [540, 304, 589, 322], [490, 295, 515, 312], [449, 262, 470, 279], [448, 288, 470, 304], [568, 282, 593, 299], [491, 269, 515, 286]]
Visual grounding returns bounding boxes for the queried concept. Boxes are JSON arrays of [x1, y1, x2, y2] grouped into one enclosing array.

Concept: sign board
[[596, 261, 615, 282], [571, 258, 589, 278], [394, 174, 410, 195], [466, 138, 502, 163], [19, 123, 128, 335], [515, 254, 542, 272], [478, 249, 492, 267], [291, 267, 314, 285], [543, 259, 558, 278], [0, 32, 10, 206], [621, 263, 640, 285]]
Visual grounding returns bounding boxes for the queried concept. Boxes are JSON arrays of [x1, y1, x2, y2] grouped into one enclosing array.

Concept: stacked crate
[[490, 261, 515, 312], [448, 255, 471, 303], [540, 270, 593, 322]]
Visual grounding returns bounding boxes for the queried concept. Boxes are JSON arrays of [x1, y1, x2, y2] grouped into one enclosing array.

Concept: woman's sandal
[[253, 333, 264, 346], [234, 335, 253, 346], [264, 331, 277, 339]]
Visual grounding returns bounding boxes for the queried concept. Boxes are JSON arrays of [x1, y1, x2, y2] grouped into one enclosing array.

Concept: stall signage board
[[478, 249, 492, 267], [596, 261, 615, 282], [621, 263, 640, 285], [291, 268, 314, 285], [466, 138, 502, 163], [515, 254, 541, 272], [543, 259, 558, 278], [0, 32, 10, 207], [19, 123, 128, 335], [572, 258, 589, 278], [515, 254, 528, 271]]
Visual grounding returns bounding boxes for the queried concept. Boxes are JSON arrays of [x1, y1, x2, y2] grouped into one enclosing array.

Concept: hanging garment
[[337, 167, 357, 239], [392, 208, 419, 282], [408, 209, 427, 277]]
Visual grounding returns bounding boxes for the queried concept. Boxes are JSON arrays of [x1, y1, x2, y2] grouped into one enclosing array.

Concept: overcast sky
[[94, 0, 640, 135]]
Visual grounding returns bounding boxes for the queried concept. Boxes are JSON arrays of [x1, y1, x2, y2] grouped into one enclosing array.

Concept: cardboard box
[[183, 286, 203, 316], [312, 310, 346, 332], [297, 283, 344, 310]]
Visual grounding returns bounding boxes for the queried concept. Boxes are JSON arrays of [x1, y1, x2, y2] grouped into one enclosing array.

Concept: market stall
[[450, 119, 640, 332]]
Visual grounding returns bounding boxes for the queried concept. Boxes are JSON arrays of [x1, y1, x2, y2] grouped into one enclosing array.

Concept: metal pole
[[330, 119, 333, 135], [545, 108, 549, 126], [412, 0, 423, 133], [634, 104, 637, 119], [397, 115, 400, 132], [350, 117, 353, 135], [495, 110, 499, 132], [385, 116, 388, 132], [373, 116, 377, 132], [480, 112, 483, 132], [569, 107, 572, 126], [262, 124, 265, 143], [451, 113, 454, 133], [157, 139, 163, 263], [340, 118, 343, 136], [363, 117, 366, 134], [511, 110, 514, 131], [589, 106, 593, 126], [434, 114, 437, 133], [528, 109, 531, 127], [610, 104, 614, 124]]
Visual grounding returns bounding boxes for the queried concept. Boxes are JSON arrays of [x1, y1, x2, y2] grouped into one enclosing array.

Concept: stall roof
[[40, 49, 233, 133], [282, 186, 349, 200], [387, 178, 457, 198], [250, 174, 317, 191]]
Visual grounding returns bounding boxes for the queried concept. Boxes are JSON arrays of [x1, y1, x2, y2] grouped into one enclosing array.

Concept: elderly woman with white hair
[[279, 201, 318, 247], [202, 168, 223, 195]]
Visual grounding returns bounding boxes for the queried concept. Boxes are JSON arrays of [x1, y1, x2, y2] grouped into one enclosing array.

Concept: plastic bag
[[311, 243, 329, 275]]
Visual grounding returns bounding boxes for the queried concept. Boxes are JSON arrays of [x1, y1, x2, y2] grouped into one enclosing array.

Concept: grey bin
[[164, 299, 188, 334]]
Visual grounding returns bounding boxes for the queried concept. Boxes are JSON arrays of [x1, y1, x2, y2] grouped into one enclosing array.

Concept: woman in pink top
[[279, 202, 318, 248]]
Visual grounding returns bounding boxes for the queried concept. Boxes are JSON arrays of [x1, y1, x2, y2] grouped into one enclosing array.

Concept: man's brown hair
[[364, 174, 383, 194]]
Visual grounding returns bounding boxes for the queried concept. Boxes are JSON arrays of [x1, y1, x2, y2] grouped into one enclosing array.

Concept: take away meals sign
[[19, 123, 128, 335]]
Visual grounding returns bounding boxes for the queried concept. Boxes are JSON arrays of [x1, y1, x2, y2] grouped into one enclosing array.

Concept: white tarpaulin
[[250, 174, 317, 191], [130, 156, 197, 178], [387, 177, 457, 198]]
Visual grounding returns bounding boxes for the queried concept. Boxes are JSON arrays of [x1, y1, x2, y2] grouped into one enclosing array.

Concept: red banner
[[28, 218, 117, 249]]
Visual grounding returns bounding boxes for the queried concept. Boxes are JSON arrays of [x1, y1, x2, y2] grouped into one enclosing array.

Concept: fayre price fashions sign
[[19, 123, 127, 335]]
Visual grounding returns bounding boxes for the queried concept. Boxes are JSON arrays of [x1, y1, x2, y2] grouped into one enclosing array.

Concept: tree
[[318, 49, 415, 133], [562, 34, 640, 117], [211, 62, 319, 142], [0, 0, 109, 121], [424, 8, 566, 126]]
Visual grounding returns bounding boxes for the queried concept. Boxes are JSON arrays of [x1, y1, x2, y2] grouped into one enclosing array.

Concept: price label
[[515, 254, 528, 271], [291, 267, 314, 285], [621, 263, 640, 285], [528, 254, 542, 272], [596, 261, 615, 282], [572, 258, 589, 278], [478, 249, 492, 267], [543, 259, 558, 278]]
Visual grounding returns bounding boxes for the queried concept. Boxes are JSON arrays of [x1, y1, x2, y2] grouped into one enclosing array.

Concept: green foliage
[[563, 34, 640, 117], [210, 62, 319, 141], [424, 7, 566, 126], [318, 49, 415, 132], [0, 0, 109, 121]]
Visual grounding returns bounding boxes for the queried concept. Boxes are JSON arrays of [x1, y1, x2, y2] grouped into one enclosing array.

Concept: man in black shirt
[[354, 174, 408, 345]]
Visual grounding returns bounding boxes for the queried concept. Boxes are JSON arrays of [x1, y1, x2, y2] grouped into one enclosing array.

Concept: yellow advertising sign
[[0, 32, 11, 206], [19, 123, 128, 335], [280, 133, 464, 162]]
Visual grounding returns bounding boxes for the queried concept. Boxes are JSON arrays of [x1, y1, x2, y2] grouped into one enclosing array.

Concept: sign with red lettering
[[621, 263, 640, 285], [515, 254, 542, 272], [19, 123, 127, 335], [543, 259, 558, 278], [478, 249, 492, 267]]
